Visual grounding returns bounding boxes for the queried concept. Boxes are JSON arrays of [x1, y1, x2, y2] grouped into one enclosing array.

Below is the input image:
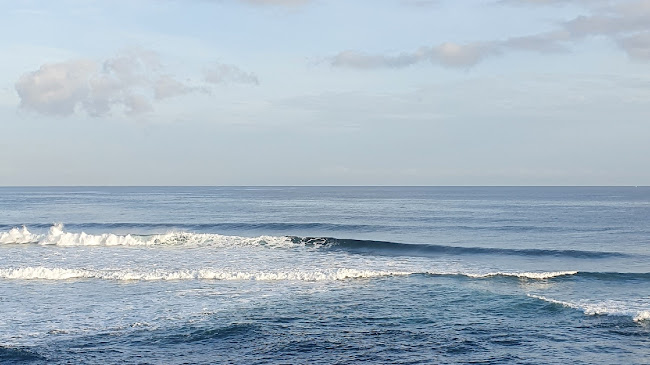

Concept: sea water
[[0, 186, 649, 364]]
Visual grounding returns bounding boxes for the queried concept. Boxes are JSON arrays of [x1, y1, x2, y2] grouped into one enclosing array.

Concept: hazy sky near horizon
[[1, 0, 649, 185]]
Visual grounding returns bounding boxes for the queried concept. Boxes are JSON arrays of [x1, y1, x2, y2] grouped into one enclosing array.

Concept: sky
[[1, 0, 649, 186]]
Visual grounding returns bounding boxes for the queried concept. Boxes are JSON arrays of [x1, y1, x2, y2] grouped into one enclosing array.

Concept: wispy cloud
[[331, 0, 650, 69], [332, 39, 543, 69]]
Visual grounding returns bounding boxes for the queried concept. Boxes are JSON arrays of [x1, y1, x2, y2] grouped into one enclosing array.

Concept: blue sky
[[1, 0, 649, 185]]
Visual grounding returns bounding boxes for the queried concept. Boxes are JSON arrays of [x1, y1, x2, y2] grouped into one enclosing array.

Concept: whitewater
[[1, 186, 649, 364]]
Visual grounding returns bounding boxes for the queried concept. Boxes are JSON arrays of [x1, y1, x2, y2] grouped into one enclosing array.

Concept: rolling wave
[[296, 237, 627, 259], [463, 271, 650, 281], [0, 225, 629, 259]]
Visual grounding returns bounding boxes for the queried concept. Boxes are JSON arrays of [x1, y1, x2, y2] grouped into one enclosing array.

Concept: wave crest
[[528, 294, 650, 323], [0, 224, 294, 248], [465, 271, 578, 279], [0, 226, 40, 244], [0, 266, 580, 283]]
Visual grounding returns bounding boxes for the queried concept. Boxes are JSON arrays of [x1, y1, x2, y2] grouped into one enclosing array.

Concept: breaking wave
[[0, 267, 411, 281], [0, 266, 579, 282], [0, 224, 294, 248], [0, 225, 634, 262], [528, 294, 650, 323], [464, 271, 578, 279]]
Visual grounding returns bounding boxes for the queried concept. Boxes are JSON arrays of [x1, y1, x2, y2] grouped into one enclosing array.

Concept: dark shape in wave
[[291, 237, 627, 259]]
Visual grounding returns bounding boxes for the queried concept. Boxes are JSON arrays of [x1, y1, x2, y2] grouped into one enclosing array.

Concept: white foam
[[633, 311, 650, 322], [528, 294, 650, 323], [465, 271, 578, 279], [0, 226, 41, 244], [0, 266, 412, 282], [0, 224, 294, 248]]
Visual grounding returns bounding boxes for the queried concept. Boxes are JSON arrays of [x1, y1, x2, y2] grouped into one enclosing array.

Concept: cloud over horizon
[[15, 49, 258, 118]]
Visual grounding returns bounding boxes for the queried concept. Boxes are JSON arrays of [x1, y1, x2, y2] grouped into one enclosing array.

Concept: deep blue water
[[1, 186, 649, 364]]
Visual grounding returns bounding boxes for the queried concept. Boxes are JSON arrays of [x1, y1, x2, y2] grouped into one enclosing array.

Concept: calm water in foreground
[[1, 186, 649, 364]]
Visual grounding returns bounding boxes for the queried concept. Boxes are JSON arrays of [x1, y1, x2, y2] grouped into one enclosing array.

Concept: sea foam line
[[0, 224, 293, 248], [528, 294, 650, 323], [464, 271, 578, 279]]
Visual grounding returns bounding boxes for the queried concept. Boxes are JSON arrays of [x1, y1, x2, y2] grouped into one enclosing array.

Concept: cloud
[[154, 75, 194, 100], [332, 42, 502, 69], [15, 60, 96, 116], [618, 31, 650, 60], [506, 0, 650, 57], [204, 63, 259, 85], [535, 0, 650, 59], [432, 42, 499, 67], [331, 50, 422, 69], [331, 0, 650, 69], [15, 50, 256, 117], [330, 32, 571, 70], [331, 39, 549, 69]]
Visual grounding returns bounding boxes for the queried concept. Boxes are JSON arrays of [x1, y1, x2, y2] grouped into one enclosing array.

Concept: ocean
[[1, 186, 649, 364]]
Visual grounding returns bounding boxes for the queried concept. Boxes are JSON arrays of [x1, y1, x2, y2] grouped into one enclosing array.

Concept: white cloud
[[15, 50, 256, 118], [15, 60, 96, 116]]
